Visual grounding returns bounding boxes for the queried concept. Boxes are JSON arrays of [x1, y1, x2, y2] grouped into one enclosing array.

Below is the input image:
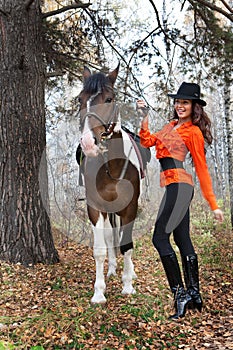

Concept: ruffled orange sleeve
[[139, 121, 158, 148], [187, 128, 218, 211]]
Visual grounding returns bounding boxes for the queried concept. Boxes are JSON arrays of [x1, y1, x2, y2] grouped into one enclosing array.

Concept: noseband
[[82, 89, 119, 140]]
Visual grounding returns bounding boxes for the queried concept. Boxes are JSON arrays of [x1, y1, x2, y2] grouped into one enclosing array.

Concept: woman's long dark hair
[[173, 102, 213, 145]]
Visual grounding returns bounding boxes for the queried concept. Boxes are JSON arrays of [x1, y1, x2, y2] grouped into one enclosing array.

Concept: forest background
[[0, 0, 232, 263], [43, 0, 233, 247], [0, 0, 232, 348]]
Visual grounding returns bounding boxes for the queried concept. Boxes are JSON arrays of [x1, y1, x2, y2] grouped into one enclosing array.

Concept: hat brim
[[167, 93, 206, 106]]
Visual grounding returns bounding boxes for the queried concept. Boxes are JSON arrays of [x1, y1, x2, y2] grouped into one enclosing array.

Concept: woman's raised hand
[[136, 100, 149, 118]]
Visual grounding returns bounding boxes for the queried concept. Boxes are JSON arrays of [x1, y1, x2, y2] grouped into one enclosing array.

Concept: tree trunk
[[224, 80, 233, 229], [0, 0, 59, 265]]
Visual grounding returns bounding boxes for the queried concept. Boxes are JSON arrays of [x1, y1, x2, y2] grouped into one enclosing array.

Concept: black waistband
[[159, 157, 184, 171]]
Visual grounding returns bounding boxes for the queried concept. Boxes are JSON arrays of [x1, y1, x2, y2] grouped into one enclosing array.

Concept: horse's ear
[[108, 63, 120, 86], [83, 66, 91, 81]]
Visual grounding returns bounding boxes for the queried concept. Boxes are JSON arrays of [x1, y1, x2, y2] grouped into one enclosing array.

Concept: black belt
[[159, 157, 184, 171]]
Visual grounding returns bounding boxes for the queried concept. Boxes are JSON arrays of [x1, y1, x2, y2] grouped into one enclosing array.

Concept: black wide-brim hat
[[168, 82, 206, 106]]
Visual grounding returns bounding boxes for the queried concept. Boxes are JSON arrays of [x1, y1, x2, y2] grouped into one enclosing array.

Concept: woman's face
[[174, 99, 192, 121]]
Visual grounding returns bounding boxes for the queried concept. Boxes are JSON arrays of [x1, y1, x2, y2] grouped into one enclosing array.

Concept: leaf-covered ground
[[0, 224, 232, 349]]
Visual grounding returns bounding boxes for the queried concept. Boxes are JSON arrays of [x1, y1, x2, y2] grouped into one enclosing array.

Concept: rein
[[102, 139, 133, 181]]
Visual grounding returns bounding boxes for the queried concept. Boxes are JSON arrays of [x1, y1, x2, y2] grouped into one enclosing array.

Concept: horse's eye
[[105, 97, 113, 103]]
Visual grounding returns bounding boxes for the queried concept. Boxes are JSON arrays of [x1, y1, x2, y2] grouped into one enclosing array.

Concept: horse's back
[[122, 129, 150, 179], [122, 130, 141, 172]]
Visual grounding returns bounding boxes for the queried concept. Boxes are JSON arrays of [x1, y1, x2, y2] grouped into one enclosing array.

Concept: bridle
[[80, 89, 131, 181], [80, 89, 119, 143]]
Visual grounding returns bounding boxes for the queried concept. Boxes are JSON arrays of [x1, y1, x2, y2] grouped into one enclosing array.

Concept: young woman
[[138, 82, 224, 320]]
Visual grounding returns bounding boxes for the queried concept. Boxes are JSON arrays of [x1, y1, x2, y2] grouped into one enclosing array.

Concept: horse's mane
[[83, 73, 113, 94]]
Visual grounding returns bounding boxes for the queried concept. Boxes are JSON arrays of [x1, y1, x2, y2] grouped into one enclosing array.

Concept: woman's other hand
[[213, 208, 224, 223]]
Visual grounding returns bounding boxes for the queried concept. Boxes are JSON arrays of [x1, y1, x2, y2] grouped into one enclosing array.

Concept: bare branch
[[83, 8, 128, 66], [148, 0, 197, 64], [219, 0, 233, 14], [42, 2, 91, 19], [78, 8, 150, 101], [24, 0, 35, 11], [0, 8, 9, 16], [148, 0, 162, 28], [46, 70, 65, 78], [190, 0, 233, 22]]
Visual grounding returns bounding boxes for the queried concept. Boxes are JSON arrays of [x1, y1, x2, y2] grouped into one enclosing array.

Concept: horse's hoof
[[107, 269, 117, 278], [121, 287, 136, 295], [91, 294, 106, 304]]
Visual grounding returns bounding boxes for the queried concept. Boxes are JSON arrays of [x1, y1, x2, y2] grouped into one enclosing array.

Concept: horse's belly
[[85, 173, 137, 213]]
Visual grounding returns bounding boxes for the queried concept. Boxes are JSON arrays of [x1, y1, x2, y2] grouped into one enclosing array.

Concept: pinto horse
[[78, 65, 143, 304]]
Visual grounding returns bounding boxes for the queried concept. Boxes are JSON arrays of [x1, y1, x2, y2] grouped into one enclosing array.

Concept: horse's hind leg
[[91, 214, 107, 304], [120, 218, 137, 295], [122, 248, 136, 295]]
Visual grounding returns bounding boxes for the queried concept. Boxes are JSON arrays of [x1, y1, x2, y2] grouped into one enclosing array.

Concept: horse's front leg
[[105, 215, 118, 278], [91, 216, 107, 304]]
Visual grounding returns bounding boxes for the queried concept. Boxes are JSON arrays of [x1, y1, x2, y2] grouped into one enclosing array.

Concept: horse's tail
[[108, 213, 121, 256]]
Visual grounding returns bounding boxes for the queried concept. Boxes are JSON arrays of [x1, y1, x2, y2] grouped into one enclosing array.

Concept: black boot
[[182, 254, 203, 312], [161, 253, 192, 319]]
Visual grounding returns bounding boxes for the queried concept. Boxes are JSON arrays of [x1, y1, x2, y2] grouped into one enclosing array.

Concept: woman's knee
[[152, 229, 166, 251], [152, 231, 159, 250], [152, 224, 174, 256]]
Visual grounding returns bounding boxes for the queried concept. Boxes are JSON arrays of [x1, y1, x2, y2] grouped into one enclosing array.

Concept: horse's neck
[[101, 132, 124, 177], [107, 132, 125, 158]]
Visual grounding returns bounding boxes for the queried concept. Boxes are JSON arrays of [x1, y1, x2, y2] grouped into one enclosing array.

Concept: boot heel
[[169, 287, 192, 319], [193, 299, 203, 312], [188, 288, 203, 312]]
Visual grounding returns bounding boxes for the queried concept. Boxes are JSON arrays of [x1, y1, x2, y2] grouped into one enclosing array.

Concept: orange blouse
[[139, 119, 218, 211]]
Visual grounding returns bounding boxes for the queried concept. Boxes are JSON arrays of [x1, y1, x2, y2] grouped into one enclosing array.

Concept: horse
[[77, 65, 147, 304]]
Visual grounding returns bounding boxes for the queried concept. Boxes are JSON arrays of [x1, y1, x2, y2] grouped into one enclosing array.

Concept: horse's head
[[79, 65, 120, 157]]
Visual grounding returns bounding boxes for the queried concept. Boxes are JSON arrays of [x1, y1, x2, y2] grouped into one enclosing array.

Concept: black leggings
[[152, 183, 195, 257]]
